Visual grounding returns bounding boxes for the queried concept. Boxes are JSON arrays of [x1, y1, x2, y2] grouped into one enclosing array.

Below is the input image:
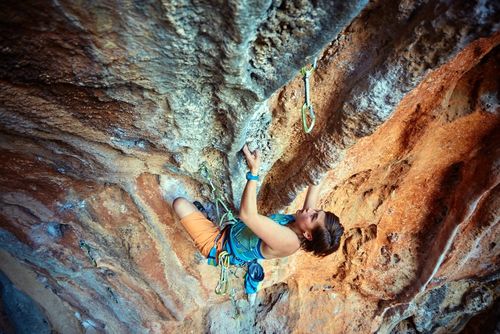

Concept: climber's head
[[295, 208, 343, 257]]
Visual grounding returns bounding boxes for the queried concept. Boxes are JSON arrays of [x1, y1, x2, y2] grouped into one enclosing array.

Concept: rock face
[[0, 0, 499, 333]]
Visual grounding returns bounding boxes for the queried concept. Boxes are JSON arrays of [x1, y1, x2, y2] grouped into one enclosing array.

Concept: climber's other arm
[[302, 176, 325, 210]]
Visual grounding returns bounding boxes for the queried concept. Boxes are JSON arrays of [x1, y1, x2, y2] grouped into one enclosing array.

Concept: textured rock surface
[[0, 0, 499, 333]]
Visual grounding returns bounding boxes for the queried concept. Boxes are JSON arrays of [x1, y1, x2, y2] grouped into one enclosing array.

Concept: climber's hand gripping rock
[[242, 144, 261, 175]]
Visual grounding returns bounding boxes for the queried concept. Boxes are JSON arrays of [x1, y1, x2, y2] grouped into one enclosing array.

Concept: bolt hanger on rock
[[300, 57, 318, 134]]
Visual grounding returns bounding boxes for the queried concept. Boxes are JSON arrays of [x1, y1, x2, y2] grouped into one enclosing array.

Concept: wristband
[[246, 171, 259, 181]]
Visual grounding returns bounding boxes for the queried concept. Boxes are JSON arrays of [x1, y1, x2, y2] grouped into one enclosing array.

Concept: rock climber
[[172, 144, 344, 295]]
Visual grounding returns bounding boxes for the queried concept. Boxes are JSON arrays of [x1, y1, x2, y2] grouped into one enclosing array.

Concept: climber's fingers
[[243, 144, 259, 160], [254, 149, 261, 162], [243, 144, 251, 158], [242, 144, 261, 171]]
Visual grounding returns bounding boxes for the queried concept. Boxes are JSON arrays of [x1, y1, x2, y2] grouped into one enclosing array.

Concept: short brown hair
[[300, 211, 343, 257]]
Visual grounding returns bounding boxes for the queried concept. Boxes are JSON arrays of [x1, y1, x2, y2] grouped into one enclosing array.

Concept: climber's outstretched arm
[[239, 144, 259, 217], [239, 175, 298, 254], [239, 144, 299, 254]]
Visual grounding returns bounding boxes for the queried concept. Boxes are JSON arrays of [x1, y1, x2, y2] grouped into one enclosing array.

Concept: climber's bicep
[[239, 213, 299, 253]]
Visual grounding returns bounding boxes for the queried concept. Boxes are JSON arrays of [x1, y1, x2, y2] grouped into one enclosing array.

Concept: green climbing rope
[[300, 57, 318, 134], [198, 163, 243, 295], [199, 163, 238, 227]]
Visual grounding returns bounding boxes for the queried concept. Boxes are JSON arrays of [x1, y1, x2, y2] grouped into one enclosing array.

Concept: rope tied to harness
[[198, 163, 240, 294], [300, 57, 318, 134]]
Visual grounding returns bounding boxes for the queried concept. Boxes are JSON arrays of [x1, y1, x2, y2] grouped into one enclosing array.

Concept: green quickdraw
[[300, 57, 318, 134]]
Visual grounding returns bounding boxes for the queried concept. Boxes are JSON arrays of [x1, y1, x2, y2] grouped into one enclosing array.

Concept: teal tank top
[[226, 213, 295, 262]]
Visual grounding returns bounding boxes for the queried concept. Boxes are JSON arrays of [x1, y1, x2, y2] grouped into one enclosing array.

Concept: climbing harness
[[207, 224, 230, 266], [199, 163, 238, 227], [207, 224, 240, 295], [215, 251, 231, 294], [300, 57, 318, 134]]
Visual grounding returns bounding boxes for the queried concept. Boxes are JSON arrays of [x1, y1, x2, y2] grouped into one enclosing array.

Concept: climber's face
[[295, 208, 326, 239]]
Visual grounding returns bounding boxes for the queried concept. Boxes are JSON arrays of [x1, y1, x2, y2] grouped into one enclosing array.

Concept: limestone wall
[[0, 0, 498, 333]]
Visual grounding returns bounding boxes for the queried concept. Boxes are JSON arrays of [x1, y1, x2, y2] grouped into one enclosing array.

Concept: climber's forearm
[[239, 179, 258, 219], [302, 179, 324, 210]]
